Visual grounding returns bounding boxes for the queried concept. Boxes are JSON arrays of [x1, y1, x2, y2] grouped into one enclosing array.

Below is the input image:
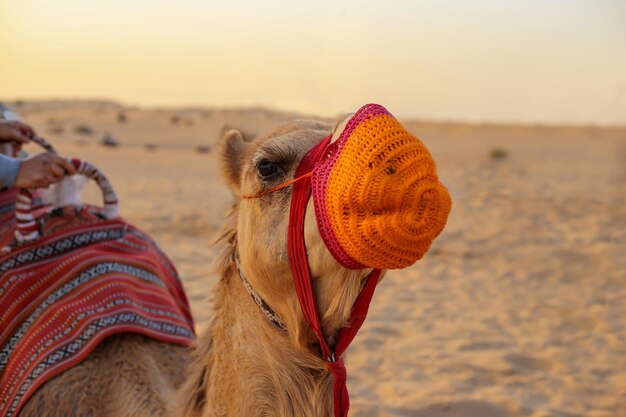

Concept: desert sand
[[6, 100, 625, 417]]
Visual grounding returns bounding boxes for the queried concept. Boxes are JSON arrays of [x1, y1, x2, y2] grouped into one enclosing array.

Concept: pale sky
[[1, 0, 625, 124]]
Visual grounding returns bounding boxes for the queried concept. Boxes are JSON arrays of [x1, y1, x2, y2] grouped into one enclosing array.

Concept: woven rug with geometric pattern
[[0, 203, 195, 417]]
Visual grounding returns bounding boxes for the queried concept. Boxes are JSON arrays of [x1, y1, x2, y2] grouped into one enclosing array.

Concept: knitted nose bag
[[256, 103, 450, 417]]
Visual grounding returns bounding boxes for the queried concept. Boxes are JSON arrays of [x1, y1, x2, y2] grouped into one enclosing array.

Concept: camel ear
[[218, 129, 248, 193], [220, 124, 257, 142], [330, 113, 353, 144]]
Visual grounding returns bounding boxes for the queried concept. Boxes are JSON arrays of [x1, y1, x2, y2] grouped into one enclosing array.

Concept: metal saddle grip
[[14, 158, 120, 243]]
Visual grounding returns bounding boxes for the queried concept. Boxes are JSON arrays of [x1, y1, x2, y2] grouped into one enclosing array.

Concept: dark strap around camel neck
[[233, 252, 287, 331]]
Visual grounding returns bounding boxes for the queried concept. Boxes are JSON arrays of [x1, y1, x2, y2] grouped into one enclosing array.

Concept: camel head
[[218, 104, 451, 354]]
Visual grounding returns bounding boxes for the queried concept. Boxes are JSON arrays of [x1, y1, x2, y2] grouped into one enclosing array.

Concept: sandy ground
[[7, 100, 626, 417]]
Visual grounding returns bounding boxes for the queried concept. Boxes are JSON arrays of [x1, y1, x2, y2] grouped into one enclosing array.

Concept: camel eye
[[257, 159, 283, 180]]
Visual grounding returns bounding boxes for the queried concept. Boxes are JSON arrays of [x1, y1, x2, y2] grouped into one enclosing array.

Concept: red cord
[[287, 134, 382, 417]]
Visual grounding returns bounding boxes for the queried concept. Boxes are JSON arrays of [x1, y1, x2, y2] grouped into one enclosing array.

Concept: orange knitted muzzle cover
[[311, 104, 452, 270]]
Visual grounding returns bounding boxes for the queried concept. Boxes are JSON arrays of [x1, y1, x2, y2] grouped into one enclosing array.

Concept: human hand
[[0, 121, 35, 144], [15, 153, 77, 189]]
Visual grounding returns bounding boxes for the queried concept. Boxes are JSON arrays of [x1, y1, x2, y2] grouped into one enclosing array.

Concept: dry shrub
[[48, 126, 64, 135], [101, 133, 119, 147], [490, 147, 508, 160], [74, 124, 94, 136], [195, 145, 211, 154]]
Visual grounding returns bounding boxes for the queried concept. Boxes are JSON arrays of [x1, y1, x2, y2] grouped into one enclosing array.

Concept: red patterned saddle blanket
[[0, 189, 19, 249], [0, 194, 195, 417]]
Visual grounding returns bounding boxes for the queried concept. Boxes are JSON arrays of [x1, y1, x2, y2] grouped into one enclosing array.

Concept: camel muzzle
[[311, 103, 452, 270]]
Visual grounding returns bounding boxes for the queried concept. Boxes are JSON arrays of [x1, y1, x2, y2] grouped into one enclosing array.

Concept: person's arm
[[16, 154, 77, 189], [0, 121, 76, 188], [0, 121, 33, 144], [0, 154, 20, 188]]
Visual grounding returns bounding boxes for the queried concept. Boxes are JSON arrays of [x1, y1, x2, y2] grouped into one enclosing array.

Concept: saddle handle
[[30, 135, 58, 154], [15, 158, 120, 243], [0, 134, 55, 157]]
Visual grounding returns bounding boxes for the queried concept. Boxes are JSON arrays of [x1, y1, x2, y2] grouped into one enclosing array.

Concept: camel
[[16, 107, 450, 417]]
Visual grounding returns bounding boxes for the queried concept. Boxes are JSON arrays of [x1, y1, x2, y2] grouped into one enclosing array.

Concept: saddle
[[0, 137, 195, 417]]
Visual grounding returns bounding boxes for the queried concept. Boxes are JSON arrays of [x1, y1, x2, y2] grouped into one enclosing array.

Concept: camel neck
[[178, 265, 334, 417]]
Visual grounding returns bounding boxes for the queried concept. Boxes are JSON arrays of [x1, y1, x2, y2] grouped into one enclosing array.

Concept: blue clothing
[[0, 154, 20, 188]]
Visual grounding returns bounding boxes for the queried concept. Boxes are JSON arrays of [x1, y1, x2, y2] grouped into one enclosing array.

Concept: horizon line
[[3, 96, 626, 130]]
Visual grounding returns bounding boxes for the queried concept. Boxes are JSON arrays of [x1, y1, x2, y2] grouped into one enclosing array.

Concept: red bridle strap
[[287, 134, 382, 417]]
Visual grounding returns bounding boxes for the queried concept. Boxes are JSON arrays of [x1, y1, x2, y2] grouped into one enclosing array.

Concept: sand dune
[[7, 100, 626, 417]]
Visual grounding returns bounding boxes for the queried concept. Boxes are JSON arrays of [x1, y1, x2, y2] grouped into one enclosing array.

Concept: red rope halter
[[287, 135, 382, 417]]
